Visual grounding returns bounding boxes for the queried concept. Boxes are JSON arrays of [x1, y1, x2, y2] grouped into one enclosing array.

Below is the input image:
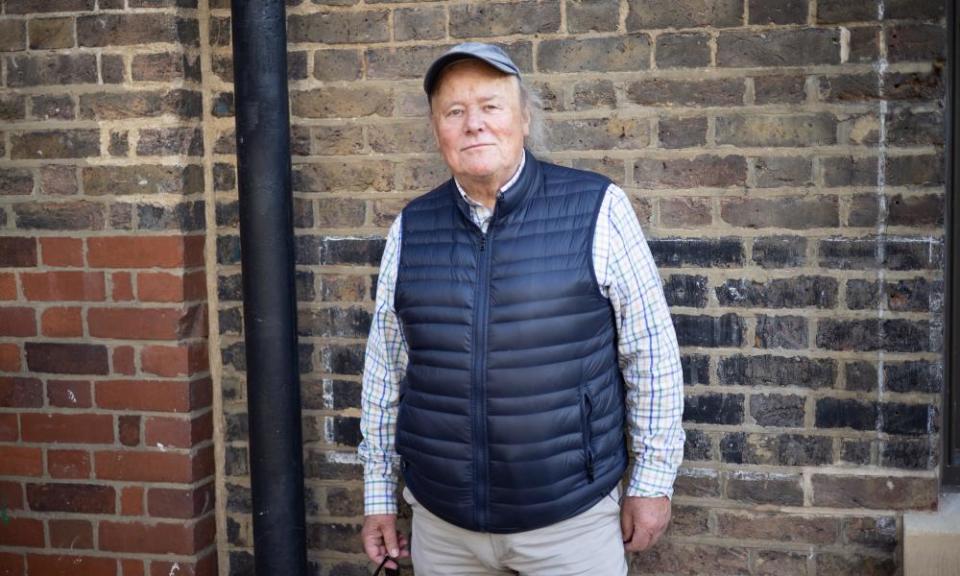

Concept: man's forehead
[[432, 60, 519, 98]]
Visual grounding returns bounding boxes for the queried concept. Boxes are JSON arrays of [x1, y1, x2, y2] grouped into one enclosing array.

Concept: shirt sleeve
[[358, 214, 408, 516], [598, 184, 685, 499]]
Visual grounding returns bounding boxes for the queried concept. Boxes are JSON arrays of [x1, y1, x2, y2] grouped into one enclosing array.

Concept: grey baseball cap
[[423, 42, 521, 96]]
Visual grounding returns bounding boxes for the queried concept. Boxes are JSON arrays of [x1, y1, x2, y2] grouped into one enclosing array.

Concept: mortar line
[[195, 0, 230, 573]]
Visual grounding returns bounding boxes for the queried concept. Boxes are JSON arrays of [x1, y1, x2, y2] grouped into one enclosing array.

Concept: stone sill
[[903, 491, 960, 576]]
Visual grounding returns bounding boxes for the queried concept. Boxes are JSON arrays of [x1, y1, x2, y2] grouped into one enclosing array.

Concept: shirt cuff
[[625, 460, 676, 500], [363, 468, 399, 516]]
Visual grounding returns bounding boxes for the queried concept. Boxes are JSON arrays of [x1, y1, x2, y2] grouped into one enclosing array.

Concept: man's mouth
[[462, 143, 493, 151]]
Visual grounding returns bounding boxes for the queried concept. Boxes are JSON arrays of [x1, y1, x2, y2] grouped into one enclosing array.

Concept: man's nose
[[464, 109, 484, 132]]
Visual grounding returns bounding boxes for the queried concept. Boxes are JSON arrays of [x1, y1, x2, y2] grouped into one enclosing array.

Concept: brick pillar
[[0, 1, 215, 575]]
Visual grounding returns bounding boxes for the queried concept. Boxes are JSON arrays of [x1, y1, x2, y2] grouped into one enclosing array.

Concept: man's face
[[429, 60, 530, 189]]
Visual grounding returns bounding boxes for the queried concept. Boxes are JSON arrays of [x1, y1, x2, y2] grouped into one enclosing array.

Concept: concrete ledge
[[904, 492, 960, 576]]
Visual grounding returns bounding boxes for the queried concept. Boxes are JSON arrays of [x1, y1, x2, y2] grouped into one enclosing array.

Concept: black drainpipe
[[230, 0, 308, 574]]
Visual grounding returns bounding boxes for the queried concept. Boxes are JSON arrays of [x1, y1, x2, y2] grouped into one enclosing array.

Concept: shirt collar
[[454, 149, 526, 208]]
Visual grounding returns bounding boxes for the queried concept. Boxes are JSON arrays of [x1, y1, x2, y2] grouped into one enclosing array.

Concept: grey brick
[[649, 238, 744, 267], [754, 74, 806, 104], [717, 355, 836, 388], [627, 78, 744, 107], [748, 0, 807, 24], [753, 156, 813, 188], [538, 35, 651, 73], [717, 28, 840, 67], [715, 114, 837, 147], [449, 1, 560, 38], [288, 11, 390, 44], [721, 196, 838, 229], [634, 155, 747, 188], [656, 32, 711, 68], [394, 6, 445, 41], [751, 236, 806, 268], [663, 274, 709, 307], [674, 314, 745, 347], [627, 0, 743, 29], [658, 117, 708, 149], [715, 276, 838, 309], [567, 0, 620, 32], [750, 394, 805, 427], [755, 315, 808, 349]]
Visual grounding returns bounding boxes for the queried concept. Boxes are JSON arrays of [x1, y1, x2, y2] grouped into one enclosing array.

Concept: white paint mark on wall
[[874, 0, 889, 425]]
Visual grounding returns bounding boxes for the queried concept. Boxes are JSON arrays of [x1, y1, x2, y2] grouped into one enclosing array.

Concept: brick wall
[[0, 0, 947, 575], [0, 0, 217, 575], [219, 0, 950, 573]]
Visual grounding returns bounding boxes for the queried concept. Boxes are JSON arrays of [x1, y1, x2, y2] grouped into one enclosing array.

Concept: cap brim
[[423, 52, 519, 96]]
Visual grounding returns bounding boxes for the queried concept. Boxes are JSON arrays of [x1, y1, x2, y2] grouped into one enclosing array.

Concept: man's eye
[[447, 109, 463, 117]]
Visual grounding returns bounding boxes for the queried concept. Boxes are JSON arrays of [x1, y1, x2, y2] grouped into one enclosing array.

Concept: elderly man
[[358, 43, 684, 575]]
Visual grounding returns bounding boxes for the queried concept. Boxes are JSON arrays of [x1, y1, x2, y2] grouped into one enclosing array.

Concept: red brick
[[23, 271, 105, 301], [0, 414, 17, 441], [94, 450, 194, 483], [119, 414, 140, 447], [0, 447, 42, 476], [121, 486, 144, 516], [0, 518, 44, 547], [22, 413, 114, 444], [88, 235, 204, 269], [40, 237, 84, 267], [47, 379, 92, 408], [41, 307, 84, 337], [26, 555, 117, 576], [148, 482, 214, 519], [47, 449, 91, 479], [141, 343, 208, 377], [49, 519, 94, 549], [96, 379, 193, 412], [0, 377, 42, 407], [0, 274, 16, 300], [0, 481, 24, 510], [0, 344, 21, 372], [88, 306, 205, 340], [27, 483, 115, 514], [99, 519, 206, 555], [25, 342, 109, 375], [0, 237, 37, 268], [0, 308, 36, 337], [146, 422, 188, 458], [145, 413, 211, 449], [112, 272, 134, 301], [191, 376, 213, 410], [150, 553, 216, 576], [0, 553, 24, 576], [193, 445, 215, 480], [112, 346, 136, 375], [138, 270, 207, 303], [121, 560, 145, 576]]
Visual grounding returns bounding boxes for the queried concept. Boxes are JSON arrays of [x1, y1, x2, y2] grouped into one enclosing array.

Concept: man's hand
[[620, 496, 671, 552], [362, 514, 410, 569]]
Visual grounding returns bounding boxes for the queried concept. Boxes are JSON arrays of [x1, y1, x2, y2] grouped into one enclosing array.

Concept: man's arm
[[358, 215, 410, 567], [600, 185, 685, 550]]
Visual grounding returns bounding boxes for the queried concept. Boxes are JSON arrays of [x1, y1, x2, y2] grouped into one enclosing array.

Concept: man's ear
[[429, 114, 442, 148]]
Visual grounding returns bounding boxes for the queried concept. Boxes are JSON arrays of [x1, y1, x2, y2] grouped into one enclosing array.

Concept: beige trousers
[[403, 487, 629, 576]]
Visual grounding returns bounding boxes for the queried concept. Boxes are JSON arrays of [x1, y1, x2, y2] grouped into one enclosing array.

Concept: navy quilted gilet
[[394, 153, 628, 533]]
